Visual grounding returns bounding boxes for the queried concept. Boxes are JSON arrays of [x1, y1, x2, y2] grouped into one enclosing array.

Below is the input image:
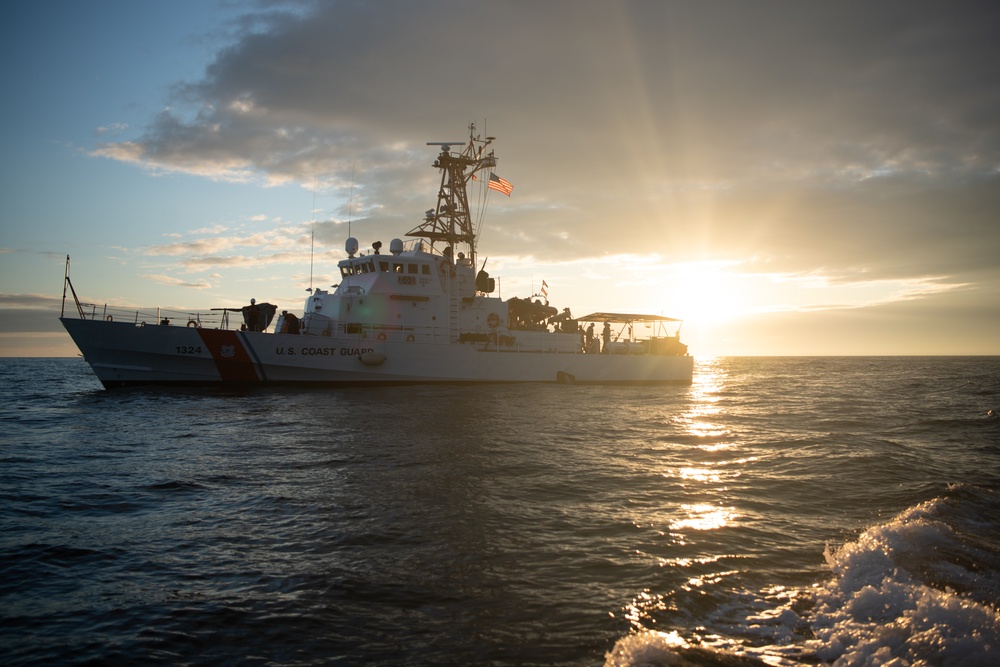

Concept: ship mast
[[405, 123, 497, 268]]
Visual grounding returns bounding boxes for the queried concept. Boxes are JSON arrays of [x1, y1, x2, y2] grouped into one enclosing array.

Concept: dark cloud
[[94, 0, 1000, 287], [0, 293, 62, 309], [0, 294, 67, 333], [2, 311, 69, 334]]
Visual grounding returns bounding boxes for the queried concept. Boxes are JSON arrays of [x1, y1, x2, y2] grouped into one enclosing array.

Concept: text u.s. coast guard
[[276, 346, 374, 356]]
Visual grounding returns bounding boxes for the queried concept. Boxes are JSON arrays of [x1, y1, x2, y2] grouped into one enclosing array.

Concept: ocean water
[[1, 356, 998, 666]]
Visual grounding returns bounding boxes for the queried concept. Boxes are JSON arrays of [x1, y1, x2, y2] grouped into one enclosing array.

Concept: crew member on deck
[[602, 321, 611, 354], [586, 323, 595, 353], [245, 298, 261, 332]]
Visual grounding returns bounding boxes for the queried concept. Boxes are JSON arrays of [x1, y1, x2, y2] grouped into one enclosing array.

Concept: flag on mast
[[488, 173, 513, 196]]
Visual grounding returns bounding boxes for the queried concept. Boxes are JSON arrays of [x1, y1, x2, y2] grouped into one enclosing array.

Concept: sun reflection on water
[[622, 589, 669, 629], [666, 359, 743, 532], [683, 569, 741, 591], [677, 357, 728, 442], [669, 503, 737, 531], [620, 357, 754, 632], [678, 466, 722, 484], [618, 357, 765, 636]]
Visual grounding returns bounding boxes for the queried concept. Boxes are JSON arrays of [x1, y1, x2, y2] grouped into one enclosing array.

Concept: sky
[[2, 0, 998, 357]]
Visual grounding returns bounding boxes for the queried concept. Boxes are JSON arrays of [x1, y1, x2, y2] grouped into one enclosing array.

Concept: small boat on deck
[[61, 126, 692, 388]]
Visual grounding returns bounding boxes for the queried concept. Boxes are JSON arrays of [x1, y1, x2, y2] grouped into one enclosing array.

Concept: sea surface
[[1, 356, 998, 666]]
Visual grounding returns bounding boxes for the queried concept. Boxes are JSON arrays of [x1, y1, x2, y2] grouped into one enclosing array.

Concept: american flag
[[488, 173, 513, 196]]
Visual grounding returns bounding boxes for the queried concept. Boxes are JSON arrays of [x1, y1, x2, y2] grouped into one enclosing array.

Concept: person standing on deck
[[245, 298, 261, 332]]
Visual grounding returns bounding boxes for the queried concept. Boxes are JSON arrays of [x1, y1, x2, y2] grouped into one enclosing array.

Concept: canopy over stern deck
[[577, 312, 682, 324]]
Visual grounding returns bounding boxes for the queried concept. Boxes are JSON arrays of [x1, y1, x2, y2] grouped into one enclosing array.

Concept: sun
[[657, 261, 748, 325]]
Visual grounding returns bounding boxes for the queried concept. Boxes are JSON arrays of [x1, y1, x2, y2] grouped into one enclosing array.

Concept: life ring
[[487, 312, 501, 329], [405, 334, 415, 343], [376, 333, 387, 341], [187, 320, 198, 328], [106, 315, 113, 322]]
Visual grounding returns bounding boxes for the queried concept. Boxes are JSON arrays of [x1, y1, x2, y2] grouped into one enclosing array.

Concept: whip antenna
[[348, 162, 355, 241], [308, 183, 316, 292]]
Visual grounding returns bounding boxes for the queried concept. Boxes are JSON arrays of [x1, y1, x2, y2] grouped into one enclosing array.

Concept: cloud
[[95, 122, 128, 137], [146, 237, 238, 257], [0, 293, 63, 310], [140, 274, 213, 289], [145, 227, 304, 258], [752, 274, 968, 314], [175, 252, 309, 269], [521, 253, 971, 325], [135, 221, 318, 287], [89, 1, 1000, 298], [0, 294, 70, 333], [92, 134, 260, 183], [722, 281, 1000, 355], [190, 224, 231, 235]]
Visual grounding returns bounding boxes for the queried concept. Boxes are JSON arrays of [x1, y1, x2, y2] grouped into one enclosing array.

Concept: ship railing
[[71, 302, 239, 330], [603, 337, 687, 356], [340, 324, 673, 355], [332, 323, 579, 352], [297, 320, 687, 355], [603, 340, 650, 355]]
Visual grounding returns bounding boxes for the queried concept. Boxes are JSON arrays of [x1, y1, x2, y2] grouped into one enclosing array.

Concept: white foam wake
[[606, 486, 1000, 666], [806, 493, 1000, 665]]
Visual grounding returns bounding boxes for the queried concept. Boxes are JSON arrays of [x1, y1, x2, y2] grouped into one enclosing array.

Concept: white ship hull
[[62, 318, 693, 388]]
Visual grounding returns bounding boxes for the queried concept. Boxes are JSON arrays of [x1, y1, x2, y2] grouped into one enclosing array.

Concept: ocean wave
[[607, 484, 1000, 666], [605, 630, 768, 666], [806, 484, 1000, 665]]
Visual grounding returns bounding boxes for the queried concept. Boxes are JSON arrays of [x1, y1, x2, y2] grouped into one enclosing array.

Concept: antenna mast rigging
[[405, 123, 497, 268]]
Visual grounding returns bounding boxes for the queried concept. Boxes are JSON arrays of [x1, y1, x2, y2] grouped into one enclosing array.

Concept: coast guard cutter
[[61, 126, 692, 388]]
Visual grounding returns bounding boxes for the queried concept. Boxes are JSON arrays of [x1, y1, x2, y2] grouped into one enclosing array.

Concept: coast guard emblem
[[220, 344, 236, 358]]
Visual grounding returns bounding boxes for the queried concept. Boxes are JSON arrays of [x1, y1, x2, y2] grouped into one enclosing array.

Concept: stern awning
[[577, 312, 682, 323]]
